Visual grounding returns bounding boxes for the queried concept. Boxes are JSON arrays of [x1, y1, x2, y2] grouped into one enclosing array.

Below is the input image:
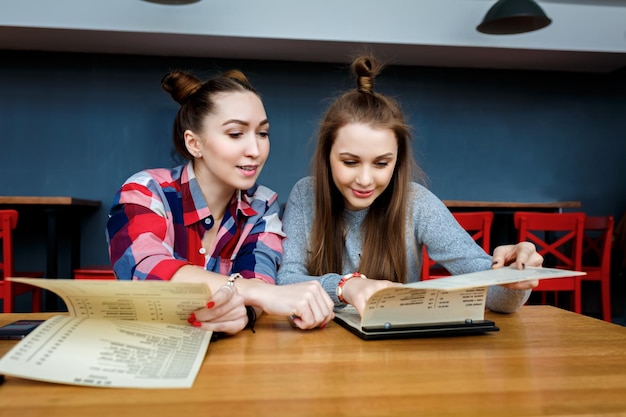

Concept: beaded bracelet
[[227, 272, 243, 286], [228, 273, 256, 333], [335, 272, 367, 304]]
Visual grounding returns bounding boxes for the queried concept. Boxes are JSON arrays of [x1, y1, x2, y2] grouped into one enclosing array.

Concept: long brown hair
[[307, 54, 423, 283]]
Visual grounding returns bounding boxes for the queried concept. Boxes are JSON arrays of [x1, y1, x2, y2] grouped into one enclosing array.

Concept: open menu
[[0, 278, 213, 388], [334, 266, 586, 340]]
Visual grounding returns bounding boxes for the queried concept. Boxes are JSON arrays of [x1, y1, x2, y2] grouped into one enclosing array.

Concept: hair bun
[[351, 55, 382, 93], [161, 71, 202, 104]]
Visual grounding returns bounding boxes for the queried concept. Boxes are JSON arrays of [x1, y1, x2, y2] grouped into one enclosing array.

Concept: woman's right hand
[[252, 281, 335, 330], [189, 284, 248, 335], [342, 278, 402, 315]]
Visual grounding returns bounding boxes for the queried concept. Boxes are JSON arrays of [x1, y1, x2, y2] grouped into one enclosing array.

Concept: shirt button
[[199, 247, 206, 254], [205, 217, 213, 226]]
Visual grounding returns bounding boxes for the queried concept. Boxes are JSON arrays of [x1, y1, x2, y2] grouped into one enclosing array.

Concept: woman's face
[[189, 91, 270, 194], [329, 123, 398, 211]]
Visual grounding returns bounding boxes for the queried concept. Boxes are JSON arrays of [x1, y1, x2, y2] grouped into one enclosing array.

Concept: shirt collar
[[182, 162, 258, 226]]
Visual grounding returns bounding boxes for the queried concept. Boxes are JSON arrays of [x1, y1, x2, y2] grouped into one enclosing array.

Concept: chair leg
[[3, 292, 12, 313], [32, 288, 42, 313], [2, 288, 43, 313], [574, 279, 582, 314], [601, 281, 612, 322]]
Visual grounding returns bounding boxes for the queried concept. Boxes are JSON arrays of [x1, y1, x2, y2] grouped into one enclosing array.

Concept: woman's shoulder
[[295, 176, 314, 187], [285, 177, 316, 207], [282, 177, 315, 219], [408, 182, 450, 214], [124, 166, 184, 187], [291, 176, 314, 194], [408, 182, 437, 201]]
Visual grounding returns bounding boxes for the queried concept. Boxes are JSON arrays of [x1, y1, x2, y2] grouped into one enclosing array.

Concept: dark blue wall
[[2, 50, 625, 284]]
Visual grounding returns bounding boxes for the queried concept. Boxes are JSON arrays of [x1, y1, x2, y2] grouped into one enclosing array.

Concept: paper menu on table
[[357, 266, 586, 328], [8, 278, 211, 324], [0, 278, 213, 388], [361, 286, 488, 327], [0, 315, 211, 388], [403, 266, 586, 291]]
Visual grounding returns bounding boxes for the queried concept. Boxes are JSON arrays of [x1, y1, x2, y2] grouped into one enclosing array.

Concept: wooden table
[[1, 305, 625, 417], [0, 196, 101, 310]]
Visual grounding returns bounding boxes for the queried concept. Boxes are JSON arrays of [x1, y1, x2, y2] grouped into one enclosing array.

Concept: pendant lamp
[[141, 0, 200, 4], [477, 0, 552, 35]]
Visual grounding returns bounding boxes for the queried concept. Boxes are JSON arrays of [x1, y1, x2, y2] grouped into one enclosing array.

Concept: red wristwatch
[[335, 272, 367, 303]]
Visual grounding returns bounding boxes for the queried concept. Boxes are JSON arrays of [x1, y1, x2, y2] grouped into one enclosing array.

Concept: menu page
[[352, 266, 586, 328], [7, 278, 212, 324], [0, 279, 213, 388], [404, 266, 586, 291], [361, 287, 487, 327], [0, 315, 211, 388]]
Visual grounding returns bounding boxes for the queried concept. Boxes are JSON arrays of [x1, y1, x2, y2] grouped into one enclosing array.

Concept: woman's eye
[[258, 131, 270, 139], [343, 160, 358, 166], [375, 161, 389, 168], [228, 132, 243, 139]]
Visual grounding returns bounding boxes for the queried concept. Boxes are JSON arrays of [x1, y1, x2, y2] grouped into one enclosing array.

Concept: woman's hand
[[189, 284, 248, 335], [253, 281, 335, 330], [491, 241, 543, 290], [342, 278, 402, 316]]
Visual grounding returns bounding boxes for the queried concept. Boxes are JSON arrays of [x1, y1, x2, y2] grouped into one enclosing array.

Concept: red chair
[[581, 215, 614, 322], [514, 211, 585, 314], [0, 209, 44, 313], [422, 211, 494, 280], [74, 266, 116, 280]]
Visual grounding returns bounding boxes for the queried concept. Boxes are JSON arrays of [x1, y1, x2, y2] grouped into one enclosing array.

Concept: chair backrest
[[514, 211, 585, 271], [0, 209, 19, 280], [74, 267, 116, 280], [582, 215, 614, 271], [421, 211, 494, 279], [452, 211, 494, 253]]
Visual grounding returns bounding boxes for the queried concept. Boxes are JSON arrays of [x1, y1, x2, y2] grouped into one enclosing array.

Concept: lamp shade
[[141, 0, 200, 4], [477, 0, 552, 35]]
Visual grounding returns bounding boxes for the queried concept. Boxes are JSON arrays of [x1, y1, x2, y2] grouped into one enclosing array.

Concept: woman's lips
[[352, 189, 374, 198], [237, 165, 258, 177]]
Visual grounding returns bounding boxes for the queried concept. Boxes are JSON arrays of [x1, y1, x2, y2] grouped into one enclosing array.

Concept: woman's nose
[[245, 134, 261, 158], [355, 167, 372, 186]]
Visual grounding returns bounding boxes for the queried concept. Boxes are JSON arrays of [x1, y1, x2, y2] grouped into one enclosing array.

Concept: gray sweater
[[277, 177, 531, 313]]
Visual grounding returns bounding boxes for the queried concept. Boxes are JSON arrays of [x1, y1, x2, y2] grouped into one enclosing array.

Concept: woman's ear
[[184, 130, 201, 158]]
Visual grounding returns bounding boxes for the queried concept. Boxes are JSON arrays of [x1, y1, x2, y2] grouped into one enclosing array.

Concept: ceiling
[[1, 0, 626, 73]]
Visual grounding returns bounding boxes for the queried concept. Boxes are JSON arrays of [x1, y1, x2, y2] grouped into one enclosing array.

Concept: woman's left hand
[[191, 284, 248, 334], [491, 241, 543, 290]]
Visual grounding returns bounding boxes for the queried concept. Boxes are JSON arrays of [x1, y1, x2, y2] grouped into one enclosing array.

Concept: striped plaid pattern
[[106, 163, 284, 283]]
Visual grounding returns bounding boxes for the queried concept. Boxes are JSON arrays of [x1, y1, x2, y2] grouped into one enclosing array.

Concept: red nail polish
[[192, 321, 202, 328], [187, 312, 196, 324], [206, 301, 215, 309], [320, 323, 327, 329]]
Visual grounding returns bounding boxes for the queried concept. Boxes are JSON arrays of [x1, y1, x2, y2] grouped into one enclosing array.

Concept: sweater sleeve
[[276, 177, 344, 303], [411, 184, 531, 313]]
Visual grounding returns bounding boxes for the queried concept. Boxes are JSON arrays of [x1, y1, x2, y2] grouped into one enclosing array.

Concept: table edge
[[0, 196, 101, 207]]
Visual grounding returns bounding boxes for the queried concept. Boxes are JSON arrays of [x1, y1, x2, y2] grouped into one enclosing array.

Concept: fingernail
[[187, 312, 196, 324], [320, 323, 327, 329], [192, 321, 202, 328], [206, 301, 215, 309]]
